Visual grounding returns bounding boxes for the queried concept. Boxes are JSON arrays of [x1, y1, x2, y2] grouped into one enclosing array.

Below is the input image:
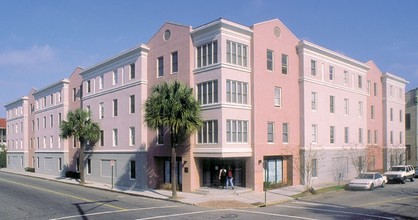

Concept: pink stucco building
[[5, 18, 407, 192]]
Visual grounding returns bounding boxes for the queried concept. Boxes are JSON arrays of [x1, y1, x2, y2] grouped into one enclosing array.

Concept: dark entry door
[[202, 158, 245, 187]]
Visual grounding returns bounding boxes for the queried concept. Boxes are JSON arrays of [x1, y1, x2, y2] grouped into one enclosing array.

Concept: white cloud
[[0, 45, 55, 66]]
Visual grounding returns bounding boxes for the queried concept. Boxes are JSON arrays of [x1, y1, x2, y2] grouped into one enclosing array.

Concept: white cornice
[[297, 40, 369, 72], [191, 18, 252, 40], [81, 44, 150, 80], [32, 79, 69, 98], [4, 96, 28, 109], [382, 72, 409, 84]]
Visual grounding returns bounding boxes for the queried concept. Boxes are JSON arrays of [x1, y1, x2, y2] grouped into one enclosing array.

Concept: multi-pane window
[[226, 120, 248, 143], [99, 74, 104, 89], [367, 129, 371, 144], [330, 96, 335, 113], [311, 60, 317, 76], [197, 80, 218, 105], [373, 83, 377, 96], [274, 87, 282, 107], [112, 128, 118, 147], [100, 130, 104, 146], [157, 56, 164, 77], [267, 122, 274, 143], [87, 159, 91, 174], [129, 95, 135, 114], [130, 160, 136, 179], [329, 66, 334, 81], [344, 127, 349, 144], [358, 101, 363, 117], [390, 131, 393, 144], [87, 80, 91, 93], [226, 80, 248, 104], [267, 49, 274, 71], [358, 75, 363, 89], [330, 126, 335, 144], [197, 120, 218, 144], [99, 102, 104, 119], [374, 130, 378, 144], [282, 123, 289, 143], [311, 92, 317, 110], [312, 159, 318, 177], [390, 108, 393, 121], [281, 54, 288, 74], [371, 105, 375, 119], [367, 80, 371, 94], [73, 88, 77, 101], [130, 63, 135, 79], [344, 71, 349, 85], [344, 98, 349, 115], [43, 116, 46, 128], [50, 94, 54, 105], [399, 110, 403, 123], [129, 127, 135, 146], [113, 99, 118, 117], [197, 41, 218, 68], [157, 126, 164, 145], [226, 40, 248, 67], [50, 115, 53, 128], [359, 128, 363, 144], [406, 114, 411, 130], [312, 124, 318, 143], [171, 51, 178, 73], [113, 70, 118, 85]]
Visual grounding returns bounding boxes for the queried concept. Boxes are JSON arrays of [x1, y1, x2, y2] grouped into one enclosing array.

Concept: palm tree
[[60, 108, 101, 184], [145, 80, 202, 199]]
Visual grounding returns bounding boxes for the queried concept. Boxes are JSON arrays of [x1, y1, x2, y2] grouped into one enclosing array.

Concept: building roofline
[[297, 40, 370, 71], [80, 44, 149, 77]]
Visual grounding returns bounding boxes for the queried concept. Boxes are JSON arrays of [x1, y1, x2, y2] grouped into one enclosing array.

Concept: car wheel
[[381, 182, 384, 188], [411, 177, 415, 182], [401, 177, 406, 184], [369, 183, 374, 191]]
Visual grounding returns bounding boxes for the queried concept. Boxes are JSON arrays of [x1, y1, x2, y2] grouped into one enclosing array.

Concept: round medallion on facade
[[163, 29, 171, 41], [274, 26, 281, 38]]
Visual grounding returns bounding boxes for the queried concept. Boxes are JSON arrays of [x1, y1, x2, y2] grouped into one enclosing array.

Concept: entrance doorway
[[201, 158, 246, 187]]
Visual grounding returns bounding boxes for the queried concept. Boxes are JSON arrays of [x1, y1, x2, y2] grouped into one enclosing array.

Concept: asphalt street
[[0, 172, 417, 219]]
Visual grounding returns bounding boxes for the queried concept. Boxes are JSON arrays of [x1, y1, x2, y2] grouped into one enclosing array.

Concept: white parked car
[[348, 172, 385, 191], [384, 165, 415, 184]]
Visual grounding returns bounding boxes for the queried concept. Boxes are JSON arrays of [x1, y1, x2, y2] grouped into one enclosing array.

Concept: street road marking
[[293, 201, 346, 209], [137, 209, 231, 220], [233, 209, 319, 220], [351, 195, 418, 208], [0, 178, 126, 211], [137, 209, 318, 220], [51, 205, 185, 220], [277, 204, 395, 220]]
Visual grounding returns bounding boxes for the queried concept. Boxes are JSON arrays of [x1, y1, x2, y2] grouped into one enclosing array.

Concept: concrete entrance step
[[194, 186, 252, 196]]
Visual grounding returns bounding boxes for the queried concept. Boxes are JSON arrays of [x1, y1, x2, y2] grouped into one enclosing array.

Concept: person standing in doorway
[[219, 166, 227, 189], [226, 167, 234, 190]]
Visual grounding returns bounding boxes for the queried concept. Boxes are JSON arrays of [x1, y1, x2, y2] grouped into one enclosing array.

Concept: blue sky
[[1, 0, 417, 117]]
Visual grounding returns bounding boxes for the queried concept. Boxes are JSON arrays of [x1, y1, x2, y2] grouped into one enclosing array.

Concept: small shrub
[[65, 171, 80, 179], [25, 167, 35, 172]]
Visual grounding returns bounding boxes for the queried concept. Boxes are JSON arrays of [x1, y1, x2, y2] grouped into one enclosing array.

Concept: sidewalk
[[0, 168, 330, 208]]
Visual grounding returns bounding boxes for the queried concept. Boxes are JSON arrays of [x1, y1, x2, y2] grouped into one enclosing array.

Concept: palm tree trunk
[[79, 141, 85, 184], [171, 135, 177, 199]]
